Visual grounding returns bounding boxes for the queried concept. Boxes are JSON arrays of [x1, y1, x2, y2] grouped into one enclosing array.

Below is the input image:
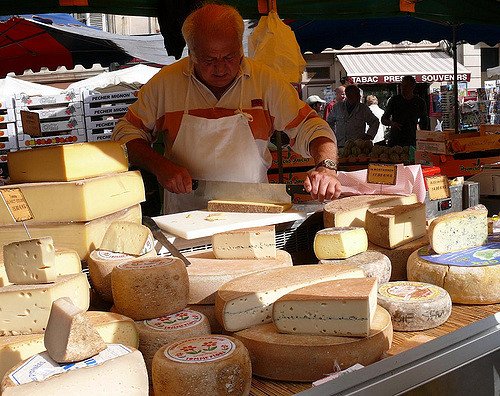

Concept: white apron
[[164, 74, 268, 214]]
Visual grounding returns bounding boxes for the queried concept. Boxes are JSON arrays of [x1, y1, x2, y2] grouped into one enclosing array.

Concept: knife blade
[[192, 180, 306, 204], [142, 216, 191, 267]]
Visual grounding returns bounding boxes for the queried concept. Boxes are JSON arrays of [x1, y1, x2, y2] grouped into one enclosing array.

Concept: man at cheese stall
[[112, 3, 341, 214]]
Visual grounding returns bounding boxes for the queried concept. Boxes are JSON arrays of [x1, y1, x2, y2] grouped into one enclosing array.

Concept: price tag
[[367, 164, 397, 185], [426, 176, 450, 201], [0, 188, 34, 222], [20, 110, 42, 137]]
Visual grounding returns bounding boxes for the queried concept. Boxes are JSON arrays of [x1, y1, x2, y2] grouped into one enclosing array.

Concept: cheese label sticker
[[140, 234, 155, 255], [8, 344, 131, 385], [95, 250, 135, 260], [367, 164, 397, 185], [117, 257, 175, 270], [378, 281, 443, 301], [144, 309, 204, 331], [0, 188, 34, 222], [418, 240, 500, 267], [165, 336, 235, 364], [426, 175, 450, 200]]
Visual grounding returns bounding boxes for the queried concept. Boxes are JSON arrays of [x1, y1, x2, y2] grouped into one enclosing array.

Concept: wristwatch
[[315, 159, 337, 171]]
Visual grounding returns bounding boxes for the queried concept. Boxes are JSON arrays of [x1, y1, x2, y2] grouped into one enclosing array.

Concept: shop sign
[[350, 73, 471, 84]]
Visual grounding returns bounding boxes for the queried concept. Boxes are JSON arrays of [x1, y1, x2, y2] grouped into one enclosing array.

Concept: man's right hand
[[391, 121, 402, 131], [156, 161, 193, 194]]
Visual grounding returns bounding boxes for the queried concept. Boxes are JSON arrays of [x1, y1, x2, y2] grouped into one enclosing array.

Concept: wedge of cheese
[[273, 278, 378, 337], [7, 141, 129, 183], [0, 171, 144, 225], [428, 205, 488, 254], [207, 200, 292, 213], [314, 227, 368, 259], [323, 194, 418, 228], [215, 264, 365, 332], [365, 203, 427, 249], [212, 226, 276, 259], [100, 221, 154, 256]]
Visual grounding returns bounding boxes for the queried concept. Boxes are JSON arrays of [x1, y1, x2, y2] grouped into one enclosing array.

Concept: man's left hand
[[304, 168, 342, 202]]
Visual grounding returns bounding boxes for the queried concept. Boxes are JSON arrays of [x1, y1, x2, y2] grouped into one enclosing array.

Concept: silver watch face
[[324, 159, 336, 169]]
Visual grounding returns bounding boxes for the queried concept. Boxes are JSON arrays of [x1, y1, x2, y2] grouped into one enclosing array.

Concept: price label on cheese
[[426, 175, 450, 200], [367, 164, 397, 185], [0, 188, 33, 222], [20, 110, 42, 137]]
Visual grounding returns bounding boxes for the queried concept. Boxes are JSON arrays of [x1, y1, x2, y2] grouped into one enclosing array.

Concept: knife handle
[[192, 179, 199, 191]]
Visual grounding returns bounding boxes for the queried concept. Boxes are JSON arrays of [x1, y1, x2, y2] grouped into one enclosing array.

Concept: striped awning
[[337, 51, 471, 85]]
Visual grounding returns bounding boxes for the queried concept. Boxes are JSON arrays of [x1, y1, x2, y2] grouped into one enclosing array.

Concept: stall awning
[[337, 51, 471, 85]]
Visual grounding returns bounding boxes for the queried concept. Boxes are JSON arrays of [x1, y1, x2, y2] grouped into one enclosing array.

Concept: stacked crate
[[0, 97, 17, 164], [14, 91, 86, 149], [82, 90, 137, 142]]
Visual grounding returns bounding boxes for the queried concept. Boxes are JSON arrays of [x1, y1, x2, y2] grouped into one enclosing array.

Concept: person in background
[[323, 85, 346, 121], [326, 84, 379, 147], [381, 75, 429, 147], [306, 95, 326, 118], [366, 95, 386, 144], [112, 3, 341, 214]]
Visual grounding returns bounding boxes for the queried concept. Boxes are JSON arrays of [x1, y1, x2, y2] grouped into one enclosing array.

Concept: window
[[481, 47, 499, 72]]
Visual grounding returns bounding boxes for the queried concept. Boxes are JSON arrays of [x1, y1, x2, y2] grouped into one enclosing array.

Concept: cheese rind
[[185, 249, 293, 304], [44, 298, 106, 363], [207, 200, 292, 213], [365, 203, 427, 249], [314, 227, 368, 259], [273, 278, 378, 337], [215, 264, 365, 332], [100, 221, 154, 256], [428, 205, 488, 254], [3, 237, 56, 284], [319, 250, 391, 284], [212, 226, 276, 259], [0, 273, 90, 336], [111, 257, 189, 320], [0, 171, 145, 224], [7, 141, 129, 183]]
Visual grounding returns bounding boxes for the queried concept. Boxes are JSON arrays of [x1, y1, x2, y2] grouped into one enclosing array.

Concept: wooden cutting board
[[152, 210, 306, 240]]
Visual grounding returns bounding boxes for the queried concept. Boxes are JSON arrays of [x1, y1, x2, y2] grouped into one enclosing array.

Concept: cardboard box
[[270, 146, 315, 169], [415, 151, 500, 177]]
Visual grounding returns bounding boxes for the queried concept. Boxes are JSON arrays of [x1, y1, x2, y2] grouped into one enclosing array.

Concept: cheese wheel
[[185, 249, 293, 304], [407, 250, 500, 304], [88, 248, 157, 302], [377, 281, 452, 331], [152, 335, 251, 396], [233, 306, 392, 382], [314, 227, 368, 259], [319, 250, 391, 284], [135, 309, 211, 379], [111, 256, 189, 320]]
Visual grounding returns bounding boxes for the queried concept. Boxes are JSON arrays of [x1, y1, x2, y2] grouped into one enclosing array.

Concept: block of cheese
[[0, 205, 142, 261], [0, 273, 90, 336], [212, 225, 276, 259], [0, 248, 82, 287], [314, 227, 368, 259], [7, 141, 129, 183], [100, 221, 154, 256], [207, 200, 292, 213], [44, 298, 106, 363], [185, 249, 293, 304], [365, 203, 427, 249], [323, 194, 418, 228], [368, 236, 429, 281], [111, 256, 189, 320], [188, 304, 224, 334], [384, 334, 435, 358], [0, 311, 139, 382], [377, 281, 452, 331], [407, 250, 500, 304], [215, 264, 365, 332], [428, 205, 488, 254], [152, 335, 251, 396], [88, 248, 157, 302], [1, 345, 148, 396], [273, 278, 378, 337], [233, 306, 392, 382], [0, 171, 145, 225], [319, 250, 391, 284], [136, 309, 211, 379], [3, 237, 56, 284]]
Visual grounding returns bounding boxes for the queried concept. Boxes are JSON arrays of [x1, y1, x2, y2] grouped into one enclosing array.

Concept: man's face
[[192, 34, 242, 92], [401, 80, 415, 98], [335, 87, 346, 102], [345, 89, 360, 105]]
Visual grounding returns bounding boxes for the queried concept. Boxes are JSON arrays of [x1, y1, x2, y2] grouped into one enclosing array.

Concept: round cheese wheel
[[111, 256, 189, 320], [136, 309, 211, 379], [233, 306, 392, 382], [185, 249, 293, 304], [88, 248, 157, 302], [407, 250, 500, 304], [319, 250, 391, 284], [152, 335, 251, 396], [377, 281, 452, 331]]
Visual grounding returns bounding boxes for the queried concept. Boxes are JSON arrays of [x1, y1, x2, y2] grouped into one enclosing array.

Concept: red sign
[[350, 73, 471, 85]]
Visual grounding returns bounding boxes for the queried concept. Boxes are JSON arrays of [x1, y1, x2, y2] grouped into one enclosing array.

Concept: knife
[[142, 216, 191, 267], [192, 180, 307, 204]]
